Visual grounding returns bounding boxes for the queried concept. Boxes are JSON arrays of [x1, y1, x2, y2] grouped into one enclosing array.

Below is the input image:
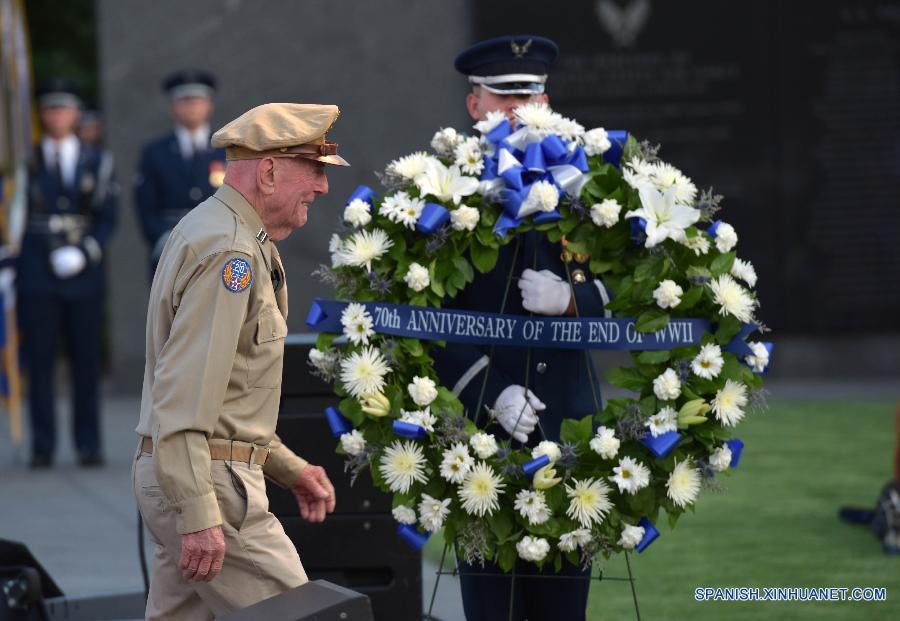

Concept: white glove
[[493, 384, 547, 443], [518, 268, 572, 315], [50, 246, 87, 279]]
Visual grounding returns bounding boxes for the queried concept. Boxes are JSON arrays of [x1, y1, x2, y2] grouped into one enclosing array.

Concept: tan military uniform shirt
[[136, 183, 307, 535]]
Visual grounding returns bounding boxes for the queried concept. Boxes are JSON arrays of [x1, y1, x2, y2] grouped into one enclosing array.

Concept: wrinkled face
[[170, 96, 213, 130], [40, 105, 80, 139], [262, 157, 329, 240], [465, 86, 549, 123]]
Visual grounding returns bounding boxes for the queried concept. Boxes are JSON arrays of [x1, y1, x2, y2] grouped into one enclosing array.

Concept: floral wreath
[[307, 103, 772, 571]]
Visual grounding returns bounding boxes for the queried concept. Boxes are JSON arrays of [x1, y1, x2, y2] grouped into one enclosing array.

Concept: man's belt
[[27, 214, 89, 235], [140, 436, 269, 466]]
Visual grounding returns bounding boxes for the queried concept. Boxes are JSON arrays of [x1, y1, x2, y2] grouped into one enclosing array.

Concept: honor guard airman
[[18, 79, 118, 468], [134, 69, 226, 276], [432, 36, 612, 621], [133, 103, 345, 619]]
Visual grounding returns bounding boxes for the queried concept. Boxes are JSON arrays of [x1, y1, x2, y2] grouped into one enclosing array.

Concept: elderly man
[[133, 103, 345, 619]]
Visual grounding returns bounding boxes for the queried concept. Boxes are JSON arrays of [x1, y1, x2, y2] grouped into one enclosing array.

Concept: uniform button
[[271, 330, 277, 337], [574, 252, 590, 264], [189, 187, 203, 201], [572, 269, 587, 284], [536, 362, 548, 374]]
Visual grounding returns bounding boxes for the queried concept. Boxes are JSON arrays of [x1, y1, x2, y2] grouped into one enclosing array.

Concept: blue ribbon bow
[[325, 406, 352, 438], [397, 524, 430, 550], [393, 420, 428, 440], [347, 184, 377, 207], [726, 438, 744, 468], [641, 430, 681, 459], [522, 454, 551, 478], [635, 517, 660, 553]]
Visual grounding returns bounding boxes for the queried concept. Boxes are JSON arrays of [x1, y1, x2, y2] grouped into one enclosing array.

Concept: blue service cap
[[454, 35, 559, 95], [162, 69, 217, 100], [36, 78, 83, 109]]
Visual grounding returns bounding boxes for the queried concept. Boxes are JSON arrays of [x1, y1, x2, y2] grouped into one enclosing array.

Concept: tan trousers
[[132, 451, 307, 620]]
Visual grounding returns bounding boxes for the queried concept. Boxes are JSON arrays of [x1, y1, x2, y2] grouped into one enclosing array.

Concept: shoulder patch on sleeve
[[222, 257, 253, 293]]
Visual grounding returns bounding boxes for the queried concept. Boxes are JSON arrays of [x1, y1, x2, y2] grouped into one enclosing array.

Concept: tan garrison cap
[[211, 103, 349, 166]]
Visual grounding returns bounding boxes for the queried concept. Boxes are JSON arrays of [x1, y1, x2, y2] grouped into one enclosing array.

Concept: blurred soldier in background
[[134, 69, 225, 276], [77, 109, 104, 147], [18, 78, 118, 468]]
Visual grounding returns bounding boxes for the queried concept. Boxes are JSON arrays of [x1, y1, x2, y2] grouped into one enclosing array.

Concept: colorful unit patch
[[222, 257, 252, 293]]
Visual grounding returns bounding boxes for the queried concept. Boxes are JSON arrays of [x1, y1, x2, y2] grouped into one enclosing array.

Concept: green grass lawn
[[425, 399, 899, 620]]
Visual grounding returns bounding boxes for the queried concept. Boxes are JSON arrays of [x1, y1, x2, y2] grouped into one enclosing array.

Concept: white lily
[[625, 184, 701, 248], [415, 159, 479, 205]]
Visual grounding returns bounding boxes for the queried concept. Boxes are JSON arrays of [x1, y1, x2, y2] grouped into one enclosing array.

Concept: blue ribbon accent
[[486, 119, 512, 145], [726, 438, 744, 468], [707, 220, 722, 238], [630, 217, 648, 246], [325, 406, 352, 438], [415, 202, 450, 235], [523, 143, 547, 172], [397, 524, 430, 550], [307, 298, 727, 351], [393, 420, 428, 440], [635, 517, 660, 553], [522, 454, 551, 477], [347, 184, 376, 206], [641, 430, 681, 459], [603, 130, 629, 169], [723, 323, 758, 358]]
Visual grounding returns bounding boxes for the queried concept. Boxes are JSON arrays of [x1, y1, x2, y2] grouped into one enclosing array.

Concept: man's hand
[[519, 269, 573, 316], [493, 384, 547, 443], [180, 526, 225, 583], [49, 246, 87, 279], [291, 465, 336, 523]]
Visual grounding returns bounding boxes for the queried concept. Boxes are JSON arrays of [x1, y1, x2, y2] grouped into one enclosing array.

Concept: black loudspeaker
[[217, 580, 372, 621], [0, 540, 62, 621], [272, 342, 423, 621]]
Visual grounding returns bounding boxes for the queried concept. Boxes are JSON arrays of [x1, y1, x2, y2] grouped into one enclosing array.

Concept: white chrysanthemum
[[388, 152, 436, 180], [610, 456, 651, 495], [731, 257, 757, 288], [404, 262, 430, 293], [622, 158, 655, 189], [517, 536, 550, 562], [682, 234, 711, 256], [514, 102, 560, 132], [645, 406, 678, 438], [473, 110, 507, 135], [440, 442, 474, 483], [454, 136, 484, 176], [392, 504, 417, 525], [532, 440, 561, 463], [618, 524, 645, 550], [514, 489, 551, 525], [415, 159, 479, 205], [450, 205, 480, 232], [709, 445, 732, 472], [340, 303, 374, 345], [343, 198, 371, 227], [399, 407, 437, 433], [589, 426, 620, 460], [430, 127, 461, 156], [418, 494, 451, 532], [555, 116, 585, 142], [653, 368, 682, 401], [458, 461, 505, 517], [583, 127, 612, 156], [745, 341, 770, 373], [566, 478, 613, 527], [379, 440, 428, 493], [396, 196, 425, 229], [340, 430, 366, 456], [625, 185, 701, 248], [667, 459, 701, 508], [339, 346, 391, 399], [714, 222, 738, 252], [329, 234, 346, 268], [469, 432, 498, 459], [521, 180, 559, 215], [709, 274, 756, 323], [692, 343, 724, 380], [711, 380, 748, 427], [341, 228, 393, 272], [590, 198, 621, 228], [407, 376, 438, 407], [653, 279, 684, 309], [558, 528, 593, 552], [651, 161, 697, 206], [379, 191, 407, 220]]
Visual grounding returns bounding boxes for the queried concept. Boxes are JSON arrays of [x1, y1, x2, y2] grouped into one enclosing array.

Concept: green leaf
[[315, 332, 338, 350], [589, 259, 614, 274], [488, 510, 514, 541], [606, 367, 649, 392], [470, 242, 499, 273], [676, 286, 704, 310], [636, 309, 670, 333], [634, 254, 663, 283], [560, 415, 594, 445], [636, 350, 671, 364], [338, 396, 364, 426], [497, 543, 517, 572], [709, 252, 736, 277], [452, 256, 475, 283], [715, 315, 742, 343]]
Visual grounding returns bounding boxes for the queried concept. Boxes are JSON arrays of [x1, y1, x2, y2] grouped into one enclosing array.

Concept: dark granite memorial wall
[[474, 0, 900, 334]]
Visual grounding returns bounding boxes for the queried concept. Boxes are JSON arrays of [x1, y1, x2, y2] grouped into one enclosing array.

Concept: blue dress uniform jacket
[[17, 139, 118, 461], [434, 230, 611, 444], [134, 132, 225, 268]]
